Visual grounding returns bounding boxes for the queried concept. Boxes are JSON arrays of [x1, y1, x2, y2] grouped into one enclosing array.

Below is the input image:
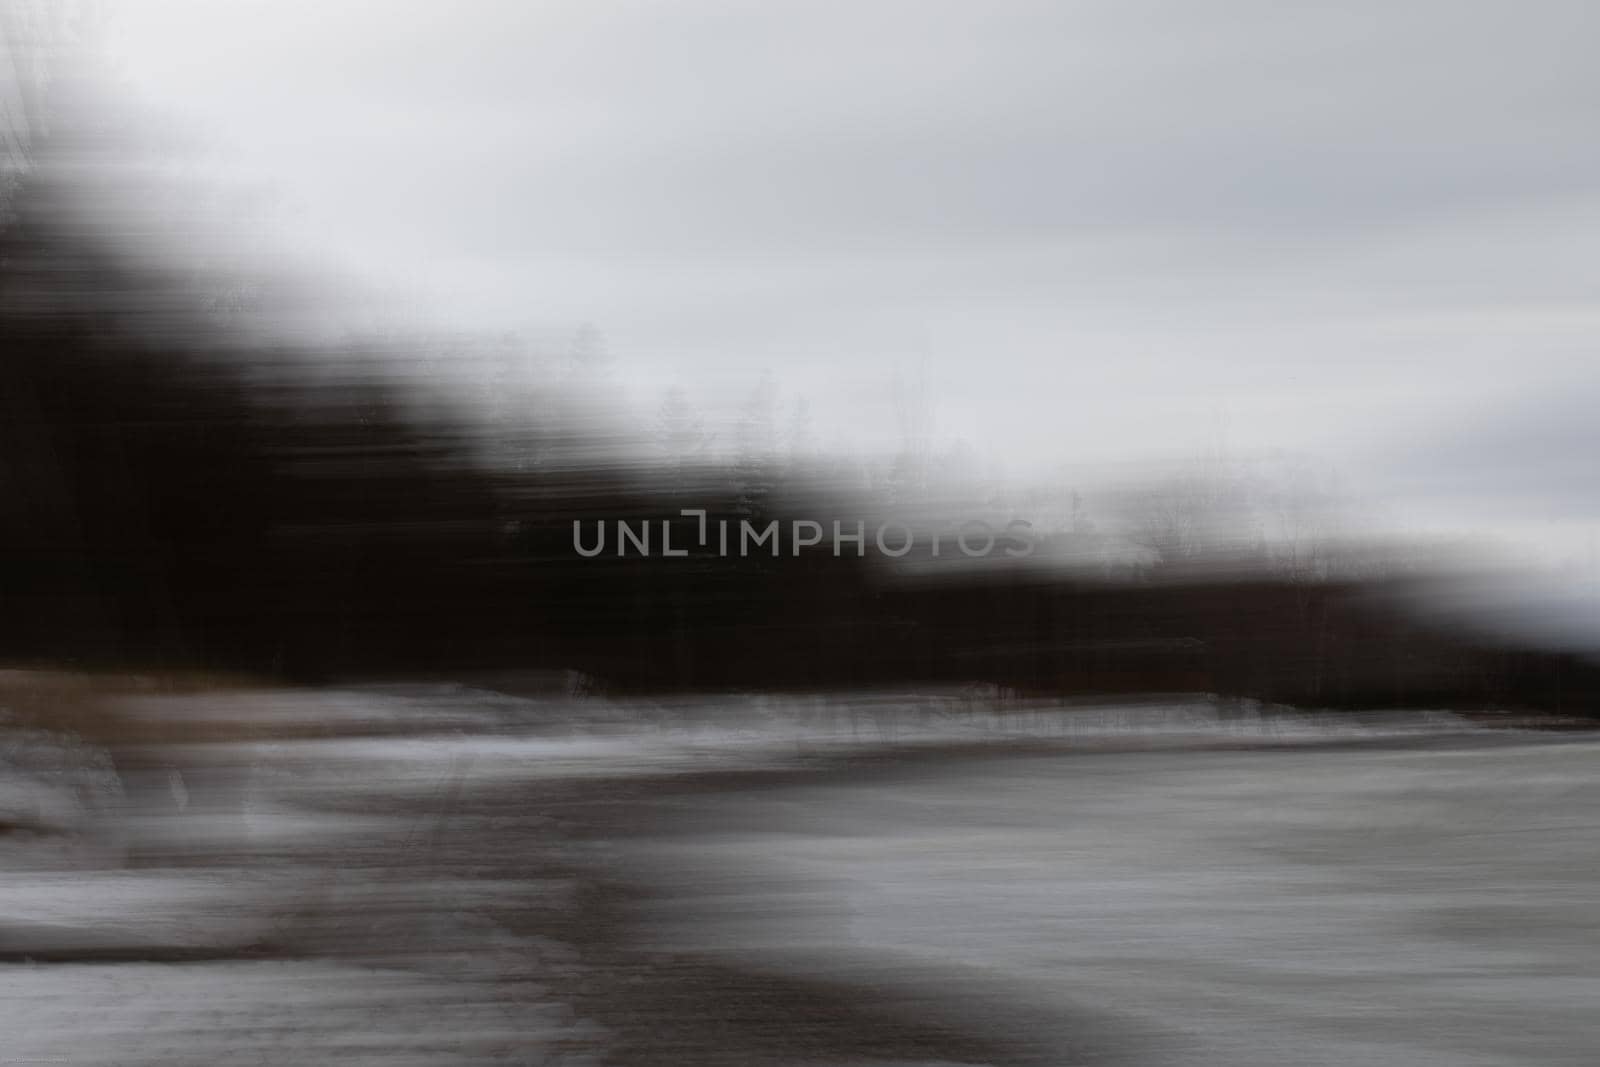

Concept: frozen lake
[[614, 734, 1600, 1065]]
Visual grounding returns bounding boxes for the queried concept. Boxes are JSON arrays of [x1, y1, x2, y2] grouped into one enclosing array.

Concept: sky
[[93, 0, 1600, 564]]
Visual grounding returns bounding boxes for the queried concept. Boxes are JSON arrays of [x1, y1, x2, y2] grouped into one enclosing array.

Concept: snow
[[0, 684, 1591, 1063]]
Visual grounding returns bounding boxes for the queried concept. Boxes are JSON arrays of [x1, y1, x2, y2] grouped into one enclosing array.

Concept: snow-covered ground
[[0, 686, 1593, 1064]]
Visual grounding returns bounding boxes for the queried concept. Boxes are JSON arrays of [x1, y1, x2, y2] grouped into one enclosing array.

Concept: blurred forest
[[0, 20, 1595, 717]]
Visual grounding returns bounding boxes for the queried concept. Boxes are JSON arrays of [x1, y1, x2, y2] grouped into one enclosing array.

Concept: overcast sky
[[97, 0, 1600, 562]]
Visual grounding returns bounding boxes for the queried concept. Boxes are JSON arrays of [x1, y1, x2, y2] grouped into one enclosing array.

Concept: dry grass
[[0, 667, 275, 748]]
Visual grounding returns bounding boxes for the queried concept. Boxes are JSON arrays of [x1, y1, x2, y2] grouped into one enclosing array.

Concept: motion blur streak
[[0, 4, 1597, 1065]]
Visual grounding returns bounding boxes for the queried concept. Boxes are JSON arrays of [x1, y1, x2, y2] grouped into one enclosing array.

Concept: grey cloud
[[103, 0, 1600, 557]]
